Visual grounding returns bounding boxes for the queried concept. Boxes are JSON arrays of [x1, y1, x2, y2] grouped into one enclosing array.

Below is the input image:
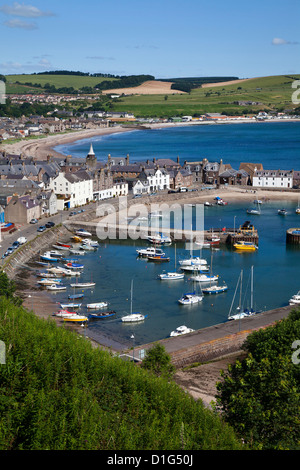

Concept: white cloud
[[0, 2, 55, 18], [272, 37, 299, 45], [4, 18, 37, 29], [86, 56, 116, 61], [0, 58, 53, 74]]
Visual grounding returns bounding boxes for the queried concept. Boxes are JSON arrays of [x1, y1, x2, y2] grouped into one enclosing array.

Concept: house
[[252, 169, 293, 189], [37, 190, 57, 216], [138, 168, 170, 192], [239, 163, 263, 185], [218, 168, 249, 186], [132, 179, 150, 195], [49, 171, 93, 210], [168, 168, 193, 189], [5, 194, 40, 224]]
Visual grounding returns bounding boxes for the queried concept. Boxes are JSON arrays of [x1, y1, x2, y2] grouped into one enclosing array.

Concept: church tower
[[86, 143, 97, 168]]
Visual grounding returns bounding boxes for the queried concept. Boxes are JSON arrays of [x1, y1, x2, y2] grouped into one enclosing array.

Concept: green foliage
[[216, 309, 300, 449], [0, 271, 22, 306], [140, 343, 176, 379], [0, 298, 242, 450]]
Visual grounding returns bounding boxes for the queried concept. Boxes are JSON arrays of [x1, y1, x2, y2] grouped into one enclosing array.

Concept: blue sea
[[52, 122, 300, 349]]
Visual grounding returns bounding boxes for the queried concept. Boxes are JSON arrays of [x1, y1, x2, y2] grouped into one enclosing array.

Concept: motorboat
[[190, 273, 219, 282], [59, 268, 81, 276], [79, 244, 96, 251], [278, 209, 287, 216], [46, 284, 67, 291], [233, 241, 258, 251], [40, 253, 60, 262], [289, 291, 300, 305], [170, 325, 195, 337], [53, 309, 78, 317], [178, 292, 203, 305], [75, 229, 92, 237], [179, 257, 208, 267], [180, 264, 209, 272], [56, 241, 72, 248], [69, 249, 85, 256], [88, 311, 116, 320], [60, 303, 82, 309], [147, 255, 170, 262], [37, 278, 62, 286], [64, 262, 84, 269], [202, 284, 228, 294], [71, 236, 82, 243], [68, 293, 84, 299], [147, 232, 172, 244], [63, 315, 88, 323], [121, 280, 146, 323], [52, 245, 70, 251], [159, 272, 184, 280], [204, 201, 212, 206], [81, 238, 99, 247], [86, 302, 108, 309], [136, 247, 165, 257], [70, 282, 96, 288]]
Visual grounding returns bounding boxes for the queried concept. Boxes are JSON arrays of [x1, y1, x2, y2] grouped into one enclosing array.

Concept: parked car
[[12, 241, 20, 249], [37, 225, 46, 232], [30, 218, 38, 224], [17, 237, 27, 244], [45, 221, 55, 228], [69, 211, 77, 216], [133, 194, 142, 198]]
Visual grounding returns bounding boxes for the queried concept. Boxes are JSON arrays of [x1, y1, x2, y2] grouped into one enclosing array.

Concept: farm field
[[111, 74, 300, 117], [5, 74, 117, 91]]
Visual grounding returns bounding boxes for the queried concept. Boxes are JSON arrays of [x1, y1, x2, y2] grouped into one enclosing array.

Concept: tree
[[216, 309, 300, 449], [141, 343, 175, 379], [0, 271, 22, 306]]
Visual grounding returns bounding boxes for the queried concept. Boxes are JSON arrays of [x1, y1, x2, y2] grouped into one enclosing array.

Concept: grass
[[111, 74, 300, 117], [5, 74, 116, 91]]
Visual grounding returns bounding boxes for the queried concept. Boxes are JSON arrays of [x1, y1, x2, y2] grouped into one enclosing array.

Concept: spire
[[88, 143, 95, 156]]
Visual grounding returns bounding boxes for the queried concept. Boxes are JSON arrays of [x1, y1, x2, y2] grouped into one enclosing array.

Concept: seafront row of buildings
[[0, 144, 299, 227]]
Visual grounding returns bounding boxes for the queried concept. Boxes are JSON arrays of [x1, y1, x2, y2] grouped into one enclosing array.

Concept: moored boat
[[159, 272, 184, 280], [170, 325, 195, 337], [136, 247, 165, 257], [46, 284, 67, 291], [178, 292, 203, 305], [86, 302, 108, 309], [75, 229, 92, 237], [70, 282, 95, 288], [233, 241, 258, 251], [289, 291, 300, 305], [88, 311, 116, 320], [202, 284, 228, 294]]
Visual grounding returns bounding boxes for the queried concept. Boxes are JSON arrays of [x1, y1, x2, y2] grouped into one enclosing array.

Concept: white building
[[139, 168, 170, 192], [253, 169, 293, 189], [49, 171, 94, 210]]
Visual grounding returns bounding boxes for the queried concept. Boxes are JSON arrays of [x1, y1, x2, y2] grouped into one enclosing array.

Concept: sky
[[0, 0, 299, 78]]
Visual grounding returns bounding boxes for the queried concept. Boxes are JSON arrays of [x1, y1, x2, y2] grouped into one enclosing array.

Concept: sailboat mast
[[250, 265, 253, 310], [130, 280, 133, 314], [239, 270, 243, 309]]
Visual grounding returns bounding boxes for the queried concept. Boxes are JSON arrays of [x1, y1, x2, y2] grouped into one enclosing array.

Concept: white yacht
[[170, 325, 195, 337]]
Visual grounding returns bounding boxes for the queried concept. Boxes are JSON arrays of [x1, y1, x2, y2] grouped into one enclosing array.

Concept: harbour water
[[50, 122, 300, 348]]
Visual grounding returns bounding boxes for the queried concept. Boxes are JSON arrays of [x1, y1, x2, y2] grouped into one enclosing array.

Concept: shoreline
[[1, 118, 299, 160]]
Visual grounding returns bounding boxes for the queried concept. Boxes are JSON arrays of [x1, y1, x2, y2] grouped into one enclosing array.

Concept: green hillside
[[0, 292, 243, 450], [111, 74, 300, 117], [5, 73, 116, 91]]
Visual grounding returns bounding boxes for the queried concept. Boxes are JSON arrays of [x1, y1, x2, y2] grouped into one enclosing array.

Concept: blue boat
[[40, 255, 59, 262], [68, 293, 84, 300], [88, 311, 116, 320]]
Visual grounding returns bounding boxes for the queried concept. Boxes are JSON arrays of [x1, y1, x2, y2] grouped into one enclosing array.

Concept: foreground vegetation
[[216, 308, 300, 450], [0, 292, 242, 450]]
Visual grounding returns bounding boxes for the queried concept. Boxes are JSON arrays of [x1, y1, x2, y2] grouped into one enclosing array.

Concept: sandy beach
[[1, 118, 299, 161]]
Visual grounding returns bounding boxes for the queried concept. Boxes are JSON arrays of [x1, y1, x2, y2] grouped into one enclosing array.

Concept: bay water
[[52, 122, 300, 348]]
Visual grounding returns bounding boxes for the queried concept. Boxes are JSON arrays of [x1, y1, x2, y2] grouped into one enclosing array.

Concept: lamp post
[[131, 334, 135, 362]]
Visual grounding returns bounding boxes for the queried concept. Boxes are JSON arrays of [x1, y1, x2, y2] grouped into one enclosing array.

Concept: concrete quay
[[132, 305, 294, 367]]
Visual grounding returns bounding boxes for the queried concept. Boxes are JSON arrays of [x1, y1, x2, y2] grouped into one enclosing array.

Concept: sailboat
[[247, 201, 261, 215], [159, 245, 184, 280], [121, 280, 147, 322], [228, 267, 259, 320], [228, 270, 247, 320], [202, 253, 228, 294]]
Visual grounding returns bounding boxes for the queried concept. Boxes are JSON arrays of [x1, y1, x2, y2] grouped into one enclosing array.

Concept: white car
[[17, 237, 27, 244]]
